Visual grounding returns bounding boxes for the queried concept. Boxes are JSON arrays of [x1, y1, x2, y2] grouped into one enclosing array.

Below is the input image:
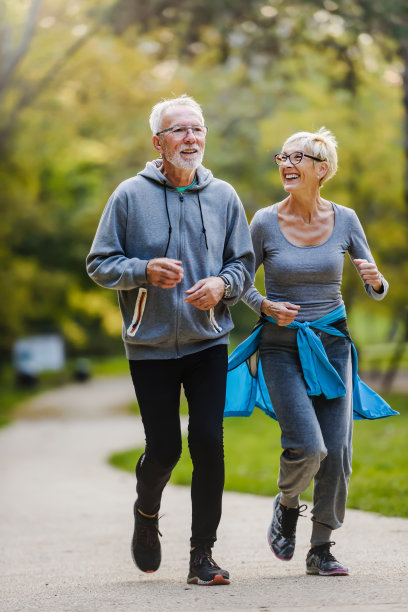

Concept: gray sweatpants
[[259, 320, 353, 545]]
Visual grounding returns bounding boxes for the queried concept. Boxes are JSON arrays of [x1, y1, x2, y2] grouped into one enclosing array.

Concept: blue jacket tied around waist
[[224, 305, 397, 421]]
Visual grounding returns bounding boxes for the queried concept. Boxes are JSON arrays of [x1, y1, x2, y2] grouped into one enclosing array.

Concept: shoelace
[[191, 548, 220, 569], [312, 541, 337, 562], [280, 503, 307, 538], [138, 513, 163, 547]]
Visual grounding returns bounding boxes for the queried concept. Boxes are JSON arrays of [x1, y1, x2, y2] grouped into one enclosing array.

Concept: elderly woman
[[231, 127, 395, 576]]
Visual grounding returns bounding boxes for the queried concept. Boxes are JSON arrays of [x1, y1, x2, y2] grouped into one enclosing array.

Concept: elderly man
[[86, 95, 254, 585]]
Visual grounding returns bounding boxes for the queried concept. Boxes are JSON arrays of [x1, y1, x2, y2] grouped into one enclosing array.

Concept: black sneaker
[[187, 545, 230, 586], [306, 542, 349, 576], [131, 503, 162, 573], [267, 493, 307, 561]]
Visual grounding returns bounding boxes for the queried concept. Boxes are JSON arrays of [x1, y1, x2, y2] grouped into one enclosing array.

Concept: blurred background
[[1, 0, 407, 397]]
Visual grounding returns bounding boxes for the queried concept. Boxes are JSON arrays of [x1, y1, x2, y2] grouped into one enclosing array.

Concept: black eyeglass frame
[[156, 125, 209, 136], [274, 151, 325, 166]]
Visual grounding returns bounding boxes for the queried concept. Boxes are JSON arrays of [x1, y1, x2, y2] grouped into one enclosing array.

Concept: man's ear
[[152, 134, 162, 153]]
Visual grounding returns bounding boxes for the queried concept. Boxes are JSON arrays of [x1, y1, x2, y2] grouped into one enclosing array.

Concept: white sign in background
[[13, 334, 65, 374]]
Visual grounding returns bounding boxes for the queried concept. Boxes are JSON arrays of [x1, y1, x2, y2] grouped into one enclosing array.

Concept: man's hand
[[261, 299, 300, 326], [353, 259, 383, 292], [146, 258, 183, 288], [184, 277, 225, 310]]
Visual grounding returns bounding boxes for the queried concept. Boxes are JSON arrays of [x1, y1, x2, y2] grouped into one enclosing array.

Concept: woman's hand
[[261, 299, 300, 326], [353, 259, 383, 292]]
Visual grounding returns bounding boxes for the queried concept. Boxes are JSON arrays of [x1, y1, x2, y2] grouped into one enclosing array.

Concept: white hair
[[282, 127, 338, 185], [149, 94, 204, 135]]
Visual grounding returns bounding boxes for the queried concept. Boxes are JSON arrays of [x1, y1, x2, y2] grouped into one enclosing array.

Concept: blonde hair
[[149, 94, 204, 135], [282, 127, 338, 185]]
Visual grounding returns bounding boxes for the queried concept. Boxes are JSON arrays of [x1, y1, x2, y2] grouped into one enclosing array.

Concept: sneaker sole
[[187, 574, 230, 586], [306, 567, 349, 576]]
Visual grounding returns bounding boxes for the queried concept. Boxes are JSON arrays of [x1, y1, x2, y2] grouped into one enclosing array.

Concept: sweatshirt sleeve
[[347, 209, 389, 300], [218, 192, 255, 306], [86, 190, 149, 290], [241, 212, 266, 314]]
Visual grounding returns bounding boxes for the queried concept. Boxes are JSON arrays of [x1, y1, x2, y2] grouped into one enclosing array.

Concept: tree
[[0, 0, 111, 157], [0, 0, 405, 372], [296, 0, 407, 387]]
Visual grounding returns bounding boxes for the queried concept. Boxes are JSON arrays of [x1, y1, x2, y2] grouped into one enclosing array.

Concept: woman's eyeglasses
[[274, 152, 325, 166]]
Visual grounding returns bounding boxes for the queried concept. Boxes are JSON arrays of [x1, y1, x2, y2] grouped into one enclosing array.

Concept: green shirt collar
[[175, 175, 197, 193]]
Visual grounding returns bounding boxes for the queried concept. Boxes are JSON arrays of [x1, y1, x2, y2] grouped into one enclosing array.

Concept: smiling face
[[279, 144, 323, 193], [153, 105, 206, 171]]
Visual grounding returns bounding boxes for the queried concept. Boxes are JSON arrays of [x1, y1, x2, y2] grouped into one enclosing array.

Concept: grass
[[357, 342, 408, 373], [109, 391, 408, 518], [91, 354, 130, 376]]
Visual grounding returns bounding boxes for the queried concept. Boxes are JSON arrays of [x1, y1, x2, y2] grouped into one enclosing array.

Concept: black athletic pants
[[129, 344, 228, 548]]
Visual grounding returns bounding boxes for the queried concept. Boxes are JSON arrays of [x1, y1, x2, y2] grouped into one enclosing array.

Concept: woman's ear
[[317, 161, 329, 180]]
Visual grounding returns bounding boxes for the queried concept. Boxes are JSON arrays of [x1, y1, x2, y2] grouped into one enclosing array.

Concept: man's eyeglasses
[[156, 125, 208, 137], [274, 152, 325, 166]]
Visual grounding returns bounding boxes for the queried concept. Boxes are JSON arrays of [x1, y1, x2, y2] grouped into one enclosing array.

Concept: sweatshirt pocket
[[127, 288, 147, 337]]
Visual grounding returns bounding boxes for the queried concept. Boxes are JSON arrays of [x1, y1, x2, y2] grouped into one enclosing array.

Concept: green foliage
[[0, 0, 406, 363], [348, 398, 408, 516], [109, 392, 408, 517]]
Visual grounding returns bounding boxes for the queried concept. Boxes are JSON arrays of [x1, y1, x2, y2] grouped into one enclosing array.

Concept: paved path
[[1, 376, 407, 611]]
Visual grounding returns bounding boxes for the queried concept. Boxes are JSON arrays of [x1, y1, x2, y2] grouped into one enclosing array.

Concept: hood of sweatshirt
[[138, 159, 214, 191]]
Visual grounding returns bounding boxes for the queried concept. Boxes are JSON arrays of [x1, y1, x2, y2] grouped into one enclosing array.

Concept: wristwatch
[[219, 275, 232, 298]]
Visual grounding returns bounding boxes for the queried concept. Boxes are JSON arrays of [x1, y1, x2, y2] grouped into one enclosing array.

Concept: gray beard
[[162, 145, 204, 170], [174, 155, 203, 170]]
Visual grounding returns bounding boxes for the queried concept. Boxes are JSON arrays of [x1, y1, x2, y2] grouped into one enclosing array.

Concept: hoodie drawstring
[[162, 182, 208, 256], [163, 183, 172, 257], [197, 191, 208, 250]]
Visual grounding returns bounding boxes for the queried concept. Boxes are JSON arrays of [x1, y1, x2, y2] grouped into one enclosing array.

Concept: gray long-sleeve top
[[243, 202, 388, 322]]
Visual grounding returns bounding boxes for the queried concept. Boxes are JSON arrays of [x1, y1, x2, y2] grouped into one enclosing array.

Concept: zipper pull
[[179, 195, 184, 202]]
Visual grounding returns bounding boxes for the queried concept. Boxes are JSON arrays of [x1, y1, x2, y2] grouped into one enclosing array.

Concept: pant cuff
[[280, 493, 300, 508], [190, 537, 216, 548], [310, 522, 332, 546]]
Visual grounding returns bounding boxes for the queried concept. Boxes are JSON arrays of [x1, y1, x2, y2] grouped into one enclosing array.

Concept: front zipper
[[175, 193, 184, 357]]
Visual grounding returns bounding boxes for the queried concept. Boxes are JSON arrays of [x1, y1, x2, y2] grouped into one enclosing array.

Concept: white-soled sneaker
[[187, 544, 230, 586], [306, 542, 349, 576]]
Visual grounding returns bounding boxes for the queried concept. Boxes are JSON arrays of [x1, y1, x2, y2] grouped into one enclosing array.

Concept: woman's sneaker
[[131, 503, 162, 573], [187, 544, 230, 585], [267, 493, 307, 561], [306, 542, 349, 576]]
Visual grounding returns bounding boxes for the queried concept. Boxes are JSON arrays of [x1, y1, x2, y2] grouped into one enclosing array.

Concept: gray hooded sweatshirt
[[86, 160, 255, 360]]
